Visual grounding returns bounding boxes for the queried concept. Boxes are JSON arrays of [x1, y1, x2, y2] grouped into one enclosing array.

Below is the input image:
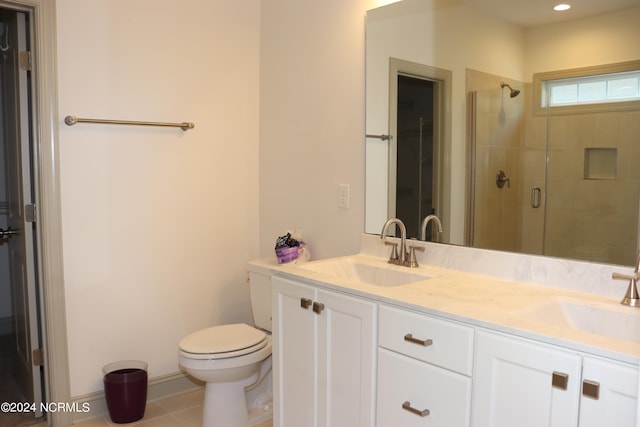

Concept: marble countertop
[[259, 250, 640, 366]]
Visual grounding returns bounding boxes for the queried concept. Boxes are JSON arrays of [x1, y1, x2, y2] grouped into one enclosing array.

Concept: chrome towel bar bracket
[[64, 115, 195, 131]]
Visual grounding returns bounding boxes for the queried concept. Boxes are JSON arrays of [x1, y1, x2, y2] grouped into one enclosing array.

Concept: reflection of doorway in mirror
[[396, 75, 435, 238], [387, 58, 449, 241]]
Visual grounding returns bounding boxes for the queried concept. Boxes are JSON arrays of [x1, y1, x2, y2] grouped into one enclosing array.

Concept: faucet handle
[[613, 272, 640, 281], [407, 245, 425, 268], [612, 271, 640, 307], [384, 240, 400, 265]]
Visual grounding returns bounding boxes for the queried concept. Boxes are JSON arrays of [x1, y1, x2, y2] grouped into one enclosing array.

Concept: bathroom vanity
[[267, 235, 640, 427]]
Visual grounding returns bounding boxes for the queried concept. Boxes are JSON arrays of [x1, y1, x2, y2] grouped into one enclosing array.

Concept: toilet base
[[203, 376, 254, 427]]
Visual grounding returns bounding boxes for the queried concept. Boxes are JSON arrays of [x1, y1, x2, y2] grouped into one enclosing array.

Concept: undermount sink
[[518, 297, 640, 344], [297, 257, 432, 287]]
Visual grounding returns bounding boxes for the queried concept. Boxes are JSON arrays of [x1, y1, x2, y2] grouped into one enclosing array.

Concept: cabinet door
[[377, 348, 472, 427], [473, 330, 582, 427], [272, 277, 318, 427], [317, 289, 377, 427], [579, 356, 638, 427]]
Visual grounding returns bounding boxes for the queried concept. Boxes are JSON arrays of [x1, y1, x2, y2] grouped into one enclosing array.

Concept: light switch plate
[[338, 184, 350, 208]]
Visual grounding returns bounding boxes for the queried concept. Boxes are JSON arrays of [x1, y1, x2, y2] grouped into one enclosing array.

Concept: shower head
[[500, 82, 520, 98]]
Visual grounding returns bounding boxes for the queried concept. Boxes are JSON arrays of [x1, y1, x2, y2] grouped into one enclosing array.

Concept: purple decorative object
[[276, 246, 299, 264]]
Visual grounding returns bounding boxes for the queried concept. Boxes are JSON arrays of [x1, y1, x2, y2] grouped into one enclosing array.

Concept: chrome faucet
[[612, 250, 640, 307], [420, 214, 443, 241], [381, 218, 408, 266]]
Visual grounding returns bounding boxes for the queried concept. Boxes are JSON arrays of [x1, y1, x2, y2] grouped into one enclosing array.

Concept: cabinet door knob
[[300, 298, 312, 309], [402, 401, 430, 417], [312, 302, 325, 314], [404, 333, 433, 347], [552, 371, 569, 390], [582, 380, 600, 400]]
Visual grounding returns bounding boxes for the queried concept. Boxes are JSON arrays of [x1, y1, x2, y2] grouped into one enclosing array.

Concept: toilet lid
[[179, 323, 267, 357]]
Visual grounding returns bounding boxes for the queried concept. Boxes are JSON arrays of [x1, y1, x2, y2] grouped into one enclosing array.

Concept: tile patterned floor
[[27, 389, 272, 427]]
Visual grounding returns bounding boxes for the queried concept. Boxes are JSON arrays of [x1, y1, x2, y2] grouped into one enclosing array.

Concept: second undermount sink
[[518, 297, 640, 344], [296, 256, 433, 287]]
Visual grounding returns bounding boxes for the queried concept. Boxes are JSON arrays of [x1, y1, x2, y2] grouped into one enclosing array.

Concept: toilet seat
[[179, 323, 268, 360]]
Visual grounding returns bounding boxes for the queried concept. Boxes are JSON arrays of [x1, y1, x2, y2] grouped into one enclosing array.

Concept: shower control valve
[[496, 170, 510, 189]]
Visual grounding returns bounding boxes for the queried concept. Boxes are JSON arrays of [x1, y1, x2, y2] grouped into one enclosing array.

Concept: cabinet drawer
[[379, 305, 474, 375], [377, 348, 471, 427]]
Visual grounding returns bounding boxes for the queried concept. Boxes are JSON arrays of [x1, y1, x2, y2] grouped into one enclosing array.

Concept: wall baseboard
[[71, 370, 203, 424]]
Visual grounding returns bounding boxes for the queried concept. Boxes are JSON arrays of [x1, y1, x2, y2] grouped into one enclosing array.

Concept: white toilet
[[179, 264, 273, 427]]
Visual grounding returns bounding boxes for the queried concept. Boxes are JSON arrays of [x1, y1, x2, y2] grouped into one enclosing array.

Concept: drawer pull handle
[[300, 298, 312, 309], [402, 401, 430, 417], [404, 333, 433, 347]]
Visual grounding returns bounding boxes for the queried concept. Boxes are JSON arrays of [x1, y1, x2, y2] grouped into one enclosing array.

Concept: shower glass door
[[469, 85, 546, 255]]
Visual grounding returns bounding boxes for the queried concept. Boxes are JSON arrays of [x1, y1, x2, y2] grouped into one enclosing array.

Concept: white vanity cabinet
[[271, 276, 377, 427], [473, 330, 639, 427], [376, 305, 474, 426]]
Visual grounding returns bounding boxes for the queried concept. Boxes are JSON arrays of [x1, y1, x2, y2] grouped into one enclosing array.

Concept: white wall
[[56, 0, 260, 397], [525, 5, 640, 78], [259, 0, 392, 260]]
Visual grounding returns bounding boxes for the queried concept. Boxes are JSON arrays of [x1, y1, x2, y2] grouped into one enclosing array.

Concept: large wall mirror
[[365, 0, 640, 266]]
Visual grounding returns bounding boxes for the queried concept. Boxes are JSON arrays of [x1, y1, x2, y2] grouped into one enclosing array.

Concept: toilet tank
[[248, 260, 274, 332]]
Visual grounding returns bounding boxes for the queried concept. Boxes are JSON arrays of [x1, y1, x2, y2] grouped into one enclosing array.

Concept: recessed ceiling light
[[554, 4, 571, 11]]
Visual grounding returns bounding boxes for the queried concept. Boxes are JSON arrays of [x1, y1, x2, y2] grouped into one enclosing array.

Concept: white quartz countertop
[[267, 252, 640, 366]]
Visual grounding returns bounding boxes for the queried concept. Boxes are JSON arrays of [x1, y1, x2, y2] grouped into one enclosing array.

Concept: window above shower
[[545, 70, 640, 106], [533, 60, 640, 115]]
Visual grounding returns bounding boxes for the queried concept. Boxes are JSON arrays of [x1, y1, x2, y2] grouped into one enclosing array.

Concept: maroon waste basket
[[103, 360, 148, 423]]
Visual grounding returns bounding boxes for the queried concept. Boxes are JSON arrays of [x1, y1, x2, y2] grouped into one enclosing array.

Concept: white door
[[316, 289, 377, 427], [472, 330, 582, 427], [579, 356, 638, 427], [272, 277, 318, 427], [1, 9, 42, 416]]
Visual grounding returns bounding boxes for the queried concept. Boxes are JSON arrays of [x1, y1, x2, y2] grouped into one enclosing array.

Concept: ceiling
[[466, 0, 640, 27]]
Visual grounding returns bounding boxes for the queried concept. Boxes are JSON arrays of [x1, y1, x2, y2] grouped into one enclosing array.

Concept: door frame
[[388, 58, 452, 240], [1, 1, 70, 426]]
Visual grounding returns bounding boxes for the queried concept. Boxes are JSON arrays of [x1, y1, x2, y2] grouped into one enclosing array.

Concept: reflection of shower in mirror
[[500, 82, 520, 98]]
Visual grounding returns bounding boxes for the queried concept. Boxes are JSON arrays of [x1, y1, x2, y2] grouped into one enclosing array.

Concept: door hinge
[[19, 50, 32, 71], [25, 204, 36, 223], [32, 348, 44, 366]]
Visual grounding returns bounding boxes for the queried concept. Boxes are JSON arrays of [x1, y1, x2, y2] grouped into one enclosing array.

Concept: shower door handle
[[531, 187, 541, 208]]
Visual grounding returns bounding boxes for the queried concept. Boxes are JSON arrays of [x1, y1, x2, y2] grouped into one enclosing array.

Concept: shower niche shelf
[[584, 148, 617, 180]]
